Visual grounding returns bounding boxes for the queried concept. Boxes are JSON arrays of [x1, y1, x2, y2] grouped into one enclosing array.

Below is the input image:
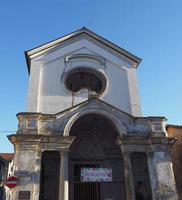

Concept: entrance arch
[[63, 108, 127, 137], [68, 113, 126, 200]]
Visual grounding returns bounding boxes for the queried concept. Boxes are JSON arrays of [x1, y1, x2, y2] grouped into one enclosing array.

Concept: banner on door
[[81, 168, 112, 182]]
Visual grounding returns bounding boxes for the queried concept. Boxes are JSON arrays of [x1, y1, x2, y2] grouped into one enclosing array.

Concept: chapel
[[8, 28, 178, 200]]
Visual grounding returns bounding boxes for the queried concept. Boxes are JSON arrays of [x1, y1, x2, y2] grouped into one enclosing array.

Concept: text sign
[[81, 168, 112, 182], [14, 170, 30, 177], [18, 191, 30, 200]]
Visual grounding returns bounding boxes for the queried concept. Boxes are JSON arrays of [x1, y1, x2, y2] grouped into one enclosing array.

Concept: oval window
[[65, 68, 107, 94]]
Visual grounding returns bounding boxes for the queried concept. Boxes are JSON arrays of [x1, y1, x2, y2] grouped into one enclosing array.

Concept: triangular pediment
[[25, 27, 141, 73], [54, 98, 133, 123]]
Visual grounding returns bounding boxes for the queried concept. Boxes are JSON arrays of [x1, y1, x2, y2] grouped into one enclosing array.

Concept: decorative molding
[[65, 53, 105, 65], [116, 136, 175, 152]]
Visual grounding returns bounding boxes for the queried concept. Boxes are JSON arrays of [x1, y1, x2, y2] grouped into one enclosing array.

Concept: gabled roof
[[25, 27, 142, 73]]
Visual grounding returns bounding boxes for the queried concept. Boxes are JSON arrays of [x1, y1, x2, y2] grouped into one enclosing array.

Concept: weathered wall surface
[[8, 103, 178, 200], [154, 151, 177, 200], [167, 125, 182, 199]]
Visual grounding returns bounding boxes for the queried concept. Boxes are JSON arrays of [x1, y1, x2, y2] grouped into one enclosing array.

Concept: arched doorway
[[69, 113, 125, 200]]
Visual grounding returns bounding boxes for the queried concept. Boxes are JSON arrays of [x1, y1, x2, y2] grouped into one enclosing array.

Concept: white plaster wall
[[27, 38, 141, 116], [103, 61, 132, 114], [27, 61, 42, 112], [127, 68, 142, 116]]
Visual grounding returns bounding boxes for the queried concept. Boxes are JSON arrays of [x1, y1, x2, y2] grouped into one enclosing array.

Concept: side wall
[[167, 126, 182, 199]]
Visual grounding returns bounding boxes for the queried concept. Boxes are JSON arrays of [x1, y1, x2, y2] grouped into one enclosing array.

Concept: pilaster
[[153, 151, 178, 200], [33, 147, 42, 200], [123, 152, 135, 200], [59, 151, 69, 200], [147, 152, 157, 200]]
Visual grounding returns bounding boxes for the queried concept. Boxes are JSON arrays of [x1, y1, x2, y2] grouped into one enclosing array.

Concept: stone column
[[123, 152, 135, 200], [33, 148, 42, 200], [147, 152, 157, 200], [153, 151, 178, 200], [59, 151, 69, 200]]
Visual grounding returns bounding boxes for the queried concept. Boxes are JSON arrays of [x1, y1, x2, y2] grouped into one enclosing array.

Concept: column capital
[[36, 146, 42, 157], [146, 151, 154, 157], [122, 151, 131, 156], [59, 150, 69, 156]]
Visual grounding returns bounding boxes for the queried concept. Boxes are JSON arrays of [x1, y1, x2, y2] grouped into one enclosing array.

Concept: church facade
[[8, 28, 178, 200]]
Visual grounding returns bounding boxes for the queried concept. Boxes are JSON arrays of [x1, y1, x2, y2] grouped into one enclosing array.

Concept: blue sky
[[0, 0, 182, 152]]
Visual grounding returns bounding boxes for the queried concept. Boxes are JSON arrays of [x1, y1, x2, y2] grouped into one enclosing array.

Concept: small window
[[65, 68, 107, 94]]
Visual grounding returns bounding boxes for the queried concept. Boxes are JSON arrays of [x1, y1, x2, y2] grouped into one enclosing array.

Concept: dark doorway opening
[[131, 152, 152, 200], [39, 151, 60, 200], [69, 114, 125, 200]]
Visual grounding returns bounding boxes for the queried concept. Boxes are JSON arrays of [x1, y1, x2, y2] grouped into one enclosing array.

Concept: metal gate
[[71, 182, 100, 200], [69, 161, 125, 200], [70, 181, 125, 200]]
